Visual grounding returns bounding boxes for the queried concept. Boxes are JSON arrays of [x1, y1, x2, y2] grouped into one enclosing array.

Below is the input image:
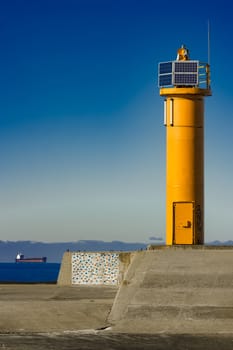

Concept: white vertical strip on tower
[[164, 99, 167, 125], [170, 99, 173, 126]]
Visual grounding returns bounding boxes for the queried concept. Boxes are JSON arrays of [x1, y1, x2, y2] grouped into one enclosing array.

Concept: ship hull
[[15, 257, 47, 263]]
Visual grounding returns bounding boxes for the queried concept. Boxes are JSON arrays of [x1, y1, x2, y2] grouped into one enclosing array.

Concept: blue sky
[[0, 0, 233, 242]]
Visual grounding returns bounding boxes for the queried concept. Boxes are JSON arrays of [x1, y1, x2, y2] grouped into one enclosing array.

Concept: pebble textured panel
[[72, 252, 120, 285]]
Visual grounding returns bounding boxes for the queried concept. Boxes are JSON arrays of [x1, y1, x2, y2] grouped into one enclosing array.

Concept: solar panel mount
[[158, 60, 199, 87]]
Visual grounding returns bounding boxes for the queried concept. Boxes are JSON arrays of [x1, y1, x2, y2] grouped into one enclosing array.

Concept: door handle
[[183, 220, 191, 228]]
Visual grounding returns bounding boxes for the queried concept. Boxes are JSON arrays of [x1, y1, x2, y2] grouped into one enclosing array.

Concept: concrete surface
[[0, 284, 117, 333], [108, 247, 233, 334], [1, 247, 233, 339], [57, 251, 72, 285], [1, 333, 233, 350]]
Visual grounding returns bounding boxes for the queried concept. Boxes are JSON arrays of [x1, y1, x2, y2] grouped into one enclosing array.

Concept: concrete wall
[[72, 252, 119, 285], [57, 251, 132, 286], [57, 251, 72, 285], [108, 247, 233, 334]]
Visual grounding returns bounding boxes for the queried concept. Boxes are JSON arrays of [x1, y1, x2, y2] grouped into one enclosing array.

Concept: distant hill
[[207, 240, 233, 246], [0, 240, 232, 263]]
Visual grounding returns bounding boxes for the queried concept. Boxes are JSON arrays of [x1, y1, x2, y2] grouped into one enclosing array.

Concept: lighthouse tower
[[159, 45, 211, 245]]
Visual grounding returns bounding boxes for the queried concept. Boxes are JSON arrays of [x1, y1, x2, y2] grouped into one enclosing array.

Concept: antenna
[[207, 20, 210, 65]]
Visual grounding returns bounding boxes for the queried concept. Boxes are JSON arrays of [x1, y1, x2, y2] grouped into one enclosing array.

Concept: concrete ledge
[[148, 245, 233, 250]]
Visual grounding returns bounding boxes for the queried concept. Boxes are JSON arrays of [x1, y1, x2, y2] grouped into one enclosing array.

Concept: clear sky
[[0, 0, 233, 243]]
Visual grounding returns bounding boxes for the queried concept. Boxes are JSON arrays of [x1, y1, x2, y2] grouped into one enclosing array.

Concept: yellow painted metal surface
[[160, 87, 211, 97], [161, 87, 210, 245], [173, 202, 194, 244]]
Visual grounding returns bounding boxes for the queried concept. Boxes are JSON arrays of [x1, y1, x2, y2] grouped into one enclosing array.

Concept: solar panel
[[159, 62, 172, 75], [158, 60, 199, 87], [159, 74, 172, 87], [174, 74, 198, 85], [174, 61, 198, 73]]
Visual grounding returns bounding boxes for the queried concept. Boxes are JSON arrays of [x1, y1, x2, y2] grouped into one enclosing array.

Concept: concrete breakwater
[[2, 247, 232, 336], [108, 246, 233, 334], [58, 247, 233, 334]]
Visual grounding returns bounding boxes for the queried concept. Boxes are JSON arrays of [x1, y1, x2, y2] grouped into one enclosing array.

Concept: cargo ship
[[15, 253, 47, 263]]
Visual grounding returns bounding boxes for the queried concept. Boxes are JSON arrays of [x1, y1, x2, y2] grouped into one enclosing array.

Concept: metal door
[[173, 202, 194, 244]]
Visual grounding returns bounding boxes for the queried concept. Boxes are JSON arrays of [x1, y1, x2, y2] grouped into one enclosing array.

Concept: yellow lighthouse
[[159, 45, 211, 245]]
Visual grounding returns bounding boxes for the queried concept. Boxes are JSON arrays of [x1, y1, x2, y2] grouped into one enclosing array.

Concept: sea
[[0, 262, 60, 283]]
